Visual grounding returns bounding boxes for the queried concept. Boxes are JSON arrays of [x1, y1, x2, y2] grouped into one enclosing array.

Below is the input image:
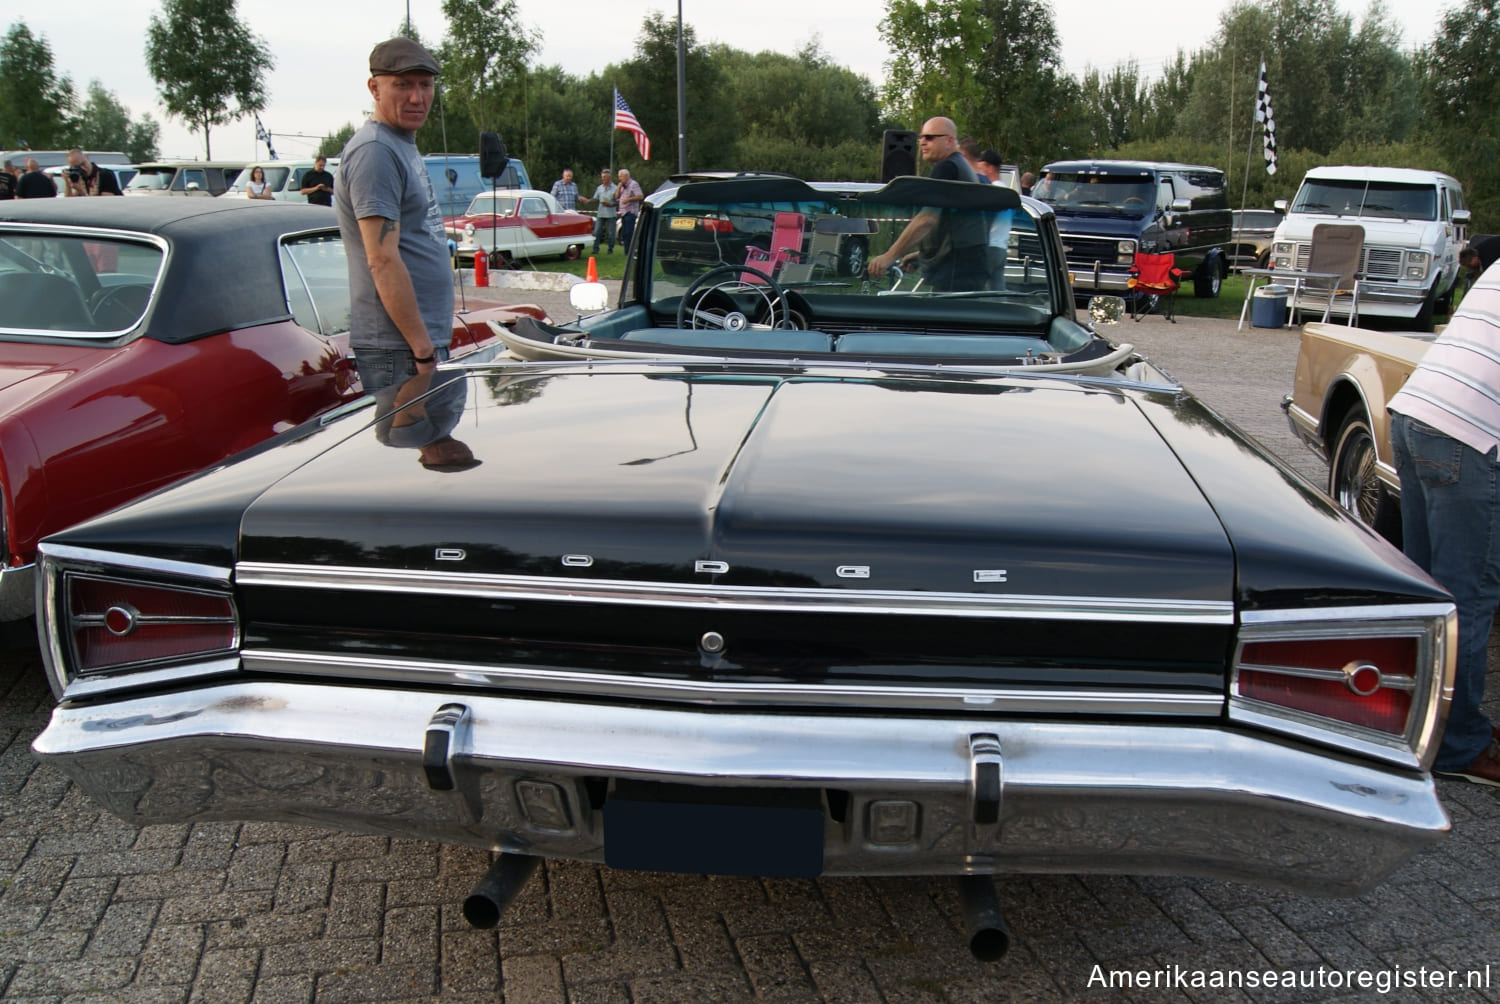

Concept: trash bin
[[1251, 284, 1289, 328]]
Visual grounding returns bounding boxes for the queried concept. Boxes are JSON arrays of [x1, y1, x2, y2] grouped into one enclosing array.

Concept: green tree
[[1079, 61, 1148, 150], [1417, 0, 1500, 226], [0, 22, 75, 149], [878, 0, 1086, 171], [75, 81, 158, 161], [318, 123, 358, 160], [437, 0, 538, 137], [145, 0, 274, 159], [126, 118, 161, 163]]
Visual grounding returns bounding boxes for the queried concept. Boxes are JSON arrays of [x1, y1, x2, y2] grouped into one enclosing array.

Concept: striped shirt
[[1389, 261, 1500, 457]]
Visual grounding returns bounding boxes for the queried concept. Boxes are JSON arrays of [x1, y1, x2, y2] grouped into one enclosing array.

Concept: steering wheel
[[676, 263, 790, 330], [89, 285, 150, 329], [1123, 196, 1147, 209]]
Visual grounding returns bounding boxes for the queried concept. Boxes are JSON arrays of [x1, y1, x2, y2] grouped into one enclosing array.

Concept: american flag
[[613, 89, 650, 161], [1254, 60, 1276, 176], [254, 114, 278, 160]]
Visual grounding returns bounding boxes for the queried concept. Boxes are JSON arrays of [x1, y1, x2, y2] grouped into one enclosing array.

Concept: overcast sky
[[15, 0, 1446, 164]]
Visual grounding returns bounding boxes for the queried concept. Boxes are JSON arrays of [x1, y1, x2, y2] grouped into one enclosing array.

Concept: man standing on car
[[866, 116, 988, 290], [63, 149, 122, 196], [336, 37, 452, 393], [300, 156, 335, 206], [1388, 240, 1500, 786], [616, 168, 644, 254]]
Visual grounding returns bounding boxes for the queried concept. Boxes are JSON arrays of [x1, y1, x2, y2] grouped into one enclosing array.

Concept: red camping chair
[[1127, 252, 1185, 322], [742, 212, 806, 284]]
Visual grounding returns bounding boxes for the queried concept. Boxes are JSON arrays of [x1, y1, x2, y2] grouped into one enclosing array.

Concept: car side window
[[280, 233, 351, 337], [521, 198, 548, 218]]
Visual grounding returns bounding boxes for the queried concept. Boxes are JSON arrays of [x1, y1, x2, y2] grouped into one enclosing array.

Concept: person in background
[[300, 157, 335, 206], [577, 167, 618, 254], [18, 158, 56, 198], [0, 160, 16, 200], [615, 168, 644, 254], [1387, 239, 1500, 785], [550, 168, 578, 211], [334, 36, 452, 394], [866, 116, 987, 290], [245, 166, 274, 200], [1020, 172, 1035, 196], [63, 149, 122, 196]]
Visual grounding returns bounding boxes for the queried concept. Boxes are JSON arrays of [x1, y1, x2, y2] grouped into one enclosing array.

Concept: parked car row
[[25, 171, 1459, 962]]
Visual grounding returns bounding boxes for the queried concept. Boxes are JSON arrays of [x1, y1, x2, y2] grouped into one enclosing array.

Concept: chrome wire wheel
[[1331, 415, 1382, 526]]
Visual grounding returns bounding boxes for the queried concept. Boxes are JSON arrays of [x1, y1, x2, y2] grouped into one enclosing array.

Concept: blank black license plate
[[603, 782, 824, 878]]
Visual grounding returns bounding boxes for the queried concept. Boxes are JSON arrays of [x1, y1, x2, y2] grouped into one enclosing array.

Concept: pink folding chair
[[742, 212, 806, 283]]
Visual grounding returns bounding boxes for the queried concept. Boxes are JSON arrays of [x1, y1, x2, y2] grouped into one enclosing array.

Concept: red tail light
[[69, 574, 236, 674], [1237, 637, 1415, 735], [702, 218, 733, 233], [1231, 607, 1453, 770]]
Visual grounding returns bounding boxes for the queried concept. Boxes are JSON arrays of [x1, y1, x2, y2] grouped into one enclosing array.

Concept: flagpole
[[610, 85, 616, 172], [1240, 56, 1257, 218]]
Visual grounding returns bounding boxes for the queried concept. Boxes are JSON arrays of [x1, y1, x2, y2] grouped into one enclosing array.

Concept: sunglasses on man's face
[[919, 133, 951, 141]]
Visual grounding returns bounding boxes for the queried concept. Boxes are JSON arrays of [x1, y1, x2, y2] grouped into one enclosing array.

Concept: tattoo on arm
[[379, 219, 398, 244]]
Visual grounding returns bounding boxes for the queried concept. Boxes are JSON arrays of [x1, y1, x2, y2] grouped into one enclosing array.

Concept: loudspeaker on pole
[[480, 132, 509, 178], [880, 129, 917, 183]]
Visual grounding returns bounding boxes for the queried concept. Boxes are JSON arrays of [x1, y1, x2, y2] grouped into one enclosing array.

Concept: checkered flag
[[255, 114, 278, 161], [1254, 60, 1277, 176]]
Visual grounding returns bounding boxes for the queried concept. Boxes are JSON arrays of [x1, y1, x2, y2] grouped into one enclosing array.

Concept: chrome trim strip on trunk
[[240, 649, 1226, 715], [234, 562, 1235, 624], [43, 543, 233, 585]]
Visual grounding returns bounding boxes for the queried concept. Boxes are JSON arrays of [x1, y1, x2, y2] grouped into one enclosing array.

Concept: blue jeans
[[354, 345, 450, 394], [1391, 412, 1500, 769], [593, 216, 615, 252], [618, 213, 637, 256]]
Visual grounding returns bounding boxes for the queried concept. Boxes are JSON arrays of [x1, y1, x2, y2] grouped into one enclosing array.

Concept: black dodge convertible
[[32, 175, 1454, 959]]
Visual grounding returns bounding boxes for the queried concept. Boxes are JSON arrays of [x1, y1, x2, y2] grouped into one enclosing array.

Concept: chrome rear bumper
[[32, 681, 1448, 893]]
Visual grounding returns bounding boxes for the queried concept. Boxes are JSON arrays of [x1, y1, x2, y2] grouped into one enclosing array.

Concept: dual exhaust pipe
[[460, 853, 1010, 963]]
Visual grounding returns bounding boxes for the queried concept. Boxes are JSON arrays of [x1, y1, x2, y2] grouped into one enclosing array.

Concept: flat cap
[[369, 37, 440, 76]]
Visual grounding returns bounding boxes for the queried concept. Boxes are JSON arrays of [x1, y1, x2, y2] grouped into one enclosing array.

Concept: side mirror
[[1087, 295, 1125, 326], [185, 182, 200, 191], [1273, 199, 1288, 213], [1170, 198, 1192, 213], [1453, 208, 1472, 226], [569, 281, 610, 315]]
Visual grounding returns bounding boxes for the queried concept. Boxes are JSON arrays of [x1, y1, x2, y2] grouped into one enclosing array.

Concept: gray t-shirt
[[335, 119, 452, 352]]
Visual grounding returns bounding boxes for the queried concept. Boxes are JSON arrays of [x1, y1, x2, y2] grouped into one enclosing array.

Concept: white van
[[1270, 166, 1469, 330], [226, 158, 339, 203]]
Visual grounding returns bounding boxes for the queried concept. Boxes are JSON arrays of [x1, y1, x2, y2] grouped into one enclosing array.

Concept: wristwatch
[[413, 352, 436, 364]]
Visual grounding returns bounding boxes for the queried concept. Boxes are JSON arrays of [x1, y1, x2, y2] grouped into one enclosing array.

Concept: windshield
[[125, 169, 174, 192], [648, 192, 1056, 310], [1032, 173, 1155, 215], [464, 195, 518, 217], [0, 232, 164, 335], [1292, 180, 1438, 221]]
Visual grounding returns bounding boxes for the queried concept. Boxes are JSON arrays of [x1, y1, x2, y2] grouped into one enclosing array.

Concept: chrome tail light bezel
[[1230, 604, 1455, 771], [37, 543, 240, 701]]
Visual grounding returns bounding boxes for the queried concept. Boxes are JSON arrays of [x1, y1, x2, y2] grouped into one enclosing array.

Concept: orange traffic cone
[[586, 256, 598, 282], [474, 250, 489, 287]]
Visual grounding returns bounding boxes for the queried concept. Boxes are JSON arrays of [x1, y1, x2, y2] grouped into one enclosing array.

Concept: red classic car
[[443, 189, 593, 266], [0, 198, 541, 619]]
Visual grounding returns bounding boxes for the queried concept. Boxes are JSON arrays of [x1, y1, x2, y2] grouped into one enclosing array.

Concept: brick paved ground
[[3, 303, 1498, 1002]]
